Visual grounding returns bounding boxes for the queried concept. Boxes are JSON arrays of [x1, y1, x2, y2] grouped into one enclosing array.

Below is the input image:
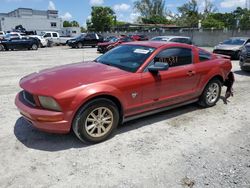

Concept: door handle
[[187, 70, 196, 76]]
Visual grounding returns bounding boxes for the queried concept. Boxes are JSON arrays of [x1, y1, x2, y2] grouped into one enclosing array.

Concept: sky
[[0, 0, 246, 26]]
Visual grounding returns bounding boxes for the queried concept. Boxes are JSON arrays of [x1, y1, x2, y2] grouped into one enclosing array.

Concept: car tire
[[0, 44, 4, 51], [31, 44, 38, 50], [92, 45, 96, 48], [72, 98, 119, 143], [198, 78, 222, 107], [77, 42, 83, 48]]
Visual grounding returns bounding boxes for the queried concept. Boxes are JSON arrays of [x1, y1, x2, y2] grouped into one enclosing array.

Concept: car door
[[84, 34, 93, 46], [52, 32, 60, 44], [141, 47, 200, 110]]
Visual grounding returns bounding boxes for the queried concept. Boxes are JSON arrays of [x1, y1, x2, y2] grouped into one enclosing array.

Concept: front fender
[[70, 84, 125, 115]]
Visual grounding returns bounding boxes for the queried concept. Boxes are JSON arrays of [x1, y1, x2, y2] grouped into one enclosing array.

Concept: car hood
[[20, 61, 130, 96], [98, 42, 114, 46], [215, 44, 242, 50]]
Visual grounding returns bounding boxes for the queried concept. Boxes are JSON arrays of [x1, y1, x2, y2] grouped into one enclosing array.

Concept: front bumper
[[15, 93, 71, 134], [67, 42, 77, 48], [240, 59, 250, 70], [213, 49, 238, 57], [97, 45, 107, 53]]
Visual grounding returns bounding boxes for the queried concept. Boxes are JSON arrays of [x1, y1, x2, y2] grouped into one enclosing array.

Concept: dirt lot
[[0, 46, 249, 188]]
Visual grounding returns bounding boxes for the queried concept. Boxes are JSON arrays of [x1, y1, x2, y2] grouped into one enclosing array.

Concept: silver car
[[213, 37, 250, 59], [150, 36, 192, 45]]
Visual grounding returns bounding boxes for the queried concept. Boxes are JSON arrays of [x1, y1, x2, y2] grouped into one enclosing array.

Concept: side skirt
[[122, 99, 198, 123]]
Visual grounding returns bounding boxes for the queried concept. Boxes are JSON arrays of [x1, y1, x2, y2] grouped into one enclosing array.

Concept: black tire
[[31, 44, 38, 50], [77, 42, 83, 48], [72, 98, 119, 143], [0, 44, 4, 51], [92, 45, 96, 48], [198, 79, 222, 107]]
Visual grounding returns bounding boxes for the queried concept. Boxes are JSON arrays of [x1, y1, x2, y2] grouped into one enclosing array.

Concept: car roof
[[152, 36, 191, 39], [122, 41, 192, 48]]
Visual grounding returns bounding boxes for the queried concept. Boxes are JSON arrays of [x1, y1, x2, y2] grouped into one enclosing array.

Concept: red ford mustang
[[15, 41, 233, 143]]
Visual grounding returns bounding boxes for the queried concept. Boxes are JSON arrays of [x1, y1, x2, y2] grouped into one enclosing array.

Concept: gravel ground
[[0, 46, 249, 188]]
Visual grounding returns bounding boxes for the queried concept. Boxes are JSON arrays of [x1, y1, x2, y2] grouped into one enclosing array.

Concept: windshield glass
[[73, 33, 86, 39], [96, 45, 155, 72], [223, 38, 246, 45], [109, 37, 119, 42]]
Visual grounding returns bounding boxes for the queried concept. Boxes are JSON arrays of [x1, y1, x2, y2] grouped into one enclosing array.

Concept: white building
[[0, 8, 62, 33]]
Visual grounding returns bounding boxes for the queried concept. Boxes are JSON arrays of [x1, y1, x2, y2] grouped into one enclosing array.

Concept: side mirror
[[148, 62, 169, 73]]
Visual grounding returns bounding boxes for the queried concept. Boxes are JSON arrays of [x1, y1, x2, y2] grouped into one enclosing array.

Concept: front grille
[[21, 90, 36, 107]]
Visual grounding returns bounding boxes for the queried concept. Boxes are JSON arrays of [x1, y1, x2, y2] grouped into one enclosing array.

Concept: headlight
[[38, 96, 61, 111]]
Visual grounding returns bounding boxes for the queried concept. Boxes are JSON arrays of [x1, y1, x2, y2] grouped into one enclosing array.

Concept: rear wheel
[[73, 98, 119, 143], [199, 79, 222, 107], [0, 44, 4, 51]]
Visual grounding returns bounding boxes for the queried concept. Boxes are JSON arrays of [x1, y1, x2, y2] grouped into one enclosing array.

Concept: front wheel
[[0, 44, 4, 51], [73, 98, 119, 143], [77, 42, 83, 48], [31, 44, 38, 50], [199, 79, 222, 107]]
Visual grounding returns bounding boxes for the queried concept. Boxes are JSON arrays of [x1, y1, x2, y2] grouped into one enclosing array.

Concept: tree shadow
[[14, 103, 203, 152]]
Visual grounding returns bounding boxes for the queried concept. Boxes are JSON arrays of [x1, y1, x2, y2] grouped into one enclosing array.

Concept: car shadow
[[234, 70, 250, 76], [14, 103, 203, 152]]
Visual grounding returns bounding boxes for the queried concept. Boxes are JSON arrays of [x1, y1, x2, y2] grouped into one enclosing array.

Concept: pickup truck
[[0, 32, 39, 51], [40, 31, 72, 45]]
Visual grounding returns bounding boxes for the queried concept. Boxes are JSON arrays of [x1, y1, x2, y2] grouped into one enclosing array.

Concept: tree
[[134, 0, 171, 24], [87, 6, 115, 32], [134, 0, 166, 18], [177, 0, 200, 28], [63, 20, 80, 27], [142, 15, 172, 24], [201, 15, 225, 29]]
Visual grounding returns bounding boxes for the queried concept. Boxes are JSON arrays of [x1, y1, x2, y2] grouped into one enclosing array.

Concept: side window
[[90, 34, 96, 39], [170, 38, 181, 43], [44, 33, 51, 38], [85, 34, 91, 39], [199, 50, 212, 62], [155, 48, 193, 67], [52, 33, 58, 37]]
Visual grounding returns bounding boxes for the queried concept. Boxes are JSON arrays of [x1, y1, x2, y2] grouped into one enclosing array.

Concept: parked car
[[67, 33, 104, 48], [40, 31, 72, 45], [128, 34, 149, 41], [0, 31, 5, 39], [151, 36, 193, 45], [0, 32, 39, 51], [15, 41, 233, 143], [239, 43, 250, 71], [97, 36, 133, 53], [213, 37, 250, 59], [29, 35, 48, 47]]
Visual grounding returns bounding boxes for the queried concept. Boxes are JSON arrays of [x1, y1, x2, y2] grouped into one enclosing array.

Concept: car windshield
[[222, 38, 246, 45], [95, 45, 155, 73], [74, 34, 86, 39], [109, 38, 119, 42]]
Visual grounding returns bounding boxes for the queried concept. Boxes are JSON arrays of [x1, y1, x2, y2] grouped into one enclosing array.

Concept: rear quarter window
[[199, 50, 212, 62]]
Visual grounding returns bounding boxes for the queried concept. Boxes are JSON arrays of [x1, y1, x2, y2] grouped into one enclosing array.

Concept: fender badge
[[131, 92, 138, 99]]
